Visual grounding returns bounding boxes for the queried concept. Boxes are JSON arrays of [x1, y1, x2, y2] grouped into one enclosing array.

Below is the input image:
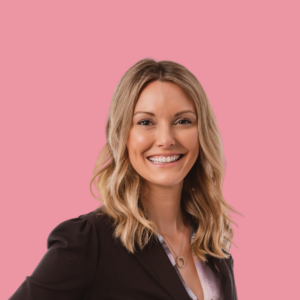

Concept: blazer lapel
[[206, 255, 237, 300], [132, 232, 237, 300], [133, 236, 192, 300]]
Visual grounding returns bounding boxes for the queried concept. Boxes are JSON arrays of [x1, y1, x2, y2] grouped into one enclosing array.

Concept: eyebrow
[[133, 110, 196, 117]]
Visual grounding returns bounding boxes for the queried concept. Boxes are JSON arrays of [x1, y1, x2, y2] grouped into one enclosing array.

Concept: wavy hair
[[90, 58, 241, 262]]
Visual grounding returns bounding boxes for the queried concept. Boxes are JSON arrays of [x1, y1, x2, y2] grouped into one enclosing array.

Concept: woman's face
[[126, 80, 199, 188]]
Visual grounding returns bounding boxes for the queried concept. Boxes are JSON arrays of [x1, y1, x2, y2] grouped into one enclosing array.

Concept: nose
[[155, 123, 176, 148]]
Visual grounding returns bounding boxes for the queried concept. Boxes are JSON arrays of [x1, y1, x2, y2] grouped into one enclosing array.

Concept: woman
[[10, 59, 239, 300]]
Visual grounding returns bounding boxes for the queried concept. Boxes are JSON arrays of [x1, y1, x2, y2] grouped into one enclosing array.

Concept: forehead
[[135, 80, 195, 111]]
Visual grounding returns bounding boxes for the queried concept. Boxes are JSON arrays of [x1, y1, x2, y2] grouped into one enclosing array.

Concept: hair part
[[90, 58, 241, 262]]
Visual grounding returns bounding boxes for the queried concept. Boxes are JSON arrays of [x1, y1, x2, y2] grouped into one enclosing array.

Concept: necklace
[[156, 218, 189, 268]]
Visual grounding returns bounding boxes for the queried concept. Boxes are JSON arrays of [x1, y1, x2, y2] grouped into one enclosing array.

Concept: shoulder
[[9, 206, 120, 299], [47, 206, 115, 250], [78, 206, 116, 236], [78, 205, 113, 226]]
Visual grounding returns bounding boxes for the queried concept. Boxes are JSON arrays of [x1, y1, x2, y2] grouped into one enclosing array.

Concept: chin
[[148, 178, 183, 188]]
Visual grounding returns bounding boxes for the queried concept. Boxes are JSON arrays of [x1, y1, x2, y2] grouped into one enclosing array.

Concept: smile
[[146, 154, 185, 165]]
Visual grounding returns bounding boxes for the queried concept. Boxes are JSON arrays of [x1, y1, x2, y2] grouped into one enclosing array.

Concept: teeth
[[148, 155, 181, 164]]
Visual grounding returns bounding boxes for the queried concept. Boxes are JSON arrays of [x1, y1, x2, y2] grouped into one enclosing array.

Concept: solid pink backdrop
[[1, 1, 299, 299]]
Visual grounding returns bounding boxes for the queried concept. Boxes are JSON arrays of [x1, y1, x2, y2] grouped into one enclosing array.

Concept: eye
[[137, 119, 153, 126], [177, 118, 192, 125], [137, 118, 192, 127]]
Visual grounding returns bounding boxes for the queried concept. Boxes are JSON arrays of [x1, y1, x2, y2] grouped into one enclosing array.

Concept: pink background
[[1, 1, 299, 299]]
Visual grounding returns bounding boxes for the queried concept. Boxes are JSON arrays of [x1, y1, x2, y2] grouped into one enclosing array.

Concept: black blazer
[[9, 209, 238, 300]]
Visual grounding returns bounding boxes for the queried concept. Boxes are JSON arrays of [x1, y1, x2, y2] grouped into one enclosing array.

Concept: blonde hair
[[90, 58, 241, 262]]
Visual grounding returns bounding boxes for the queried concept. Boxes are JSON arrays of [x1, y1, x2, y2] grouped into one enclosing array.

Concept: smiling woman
[[9, 59, 240, 300]]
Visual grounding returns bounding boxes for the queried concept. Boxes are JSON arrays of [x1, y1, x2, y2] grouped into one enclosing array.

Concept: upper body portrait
[[10, 58, 239, 300]]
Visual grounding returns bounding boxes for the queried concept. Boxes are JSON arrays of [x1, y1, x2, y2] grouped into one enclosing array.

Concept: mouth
[[146, 154, 186, 164]]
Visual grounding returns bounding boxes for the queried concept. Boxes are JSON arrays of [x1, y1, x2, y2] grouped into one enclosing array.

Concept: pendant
[[176, 256, 185, 268]]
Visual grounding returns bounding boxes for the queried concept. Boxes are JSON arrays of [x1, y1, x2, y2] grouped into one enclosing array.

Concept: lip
[[146, 154, 186, 168], [146, 153, 184, 158]]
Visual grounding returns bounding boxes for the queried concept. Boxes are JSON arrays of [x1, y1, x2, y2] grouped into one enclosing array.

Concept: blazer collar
[[133, 234, 236, 300], [206, 254, 237, 299], [133, 236, 192, 300]]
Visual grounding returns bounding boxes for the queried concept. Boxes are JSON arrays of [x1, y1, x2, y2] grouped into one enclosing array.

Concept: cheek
[[127, 130, 152, 156], [179, 128, 199, 152]]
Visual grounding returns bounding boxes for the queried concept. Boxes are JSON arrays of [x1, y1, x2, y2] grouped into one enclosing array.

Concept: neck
[[140, 181, 186, 236]]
